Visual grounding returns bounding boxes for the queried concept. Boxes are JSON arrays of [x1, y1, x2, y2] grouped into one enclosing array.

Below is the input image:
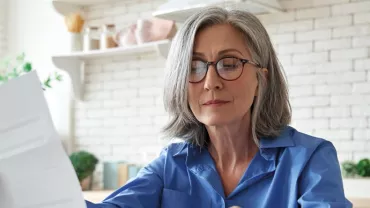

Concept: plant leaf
[[16, 53, 25, 62], [44, 77, 52, 88], [341, 161, 358, 177], [23, 62, 32, 72], [55, 74, 63, 81], [357, 158, 370, 177]]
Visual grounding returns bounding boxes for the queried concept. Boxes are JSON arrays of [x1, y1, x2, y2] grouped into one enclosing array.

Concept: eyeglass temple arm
[[242, 59, 263, 68]]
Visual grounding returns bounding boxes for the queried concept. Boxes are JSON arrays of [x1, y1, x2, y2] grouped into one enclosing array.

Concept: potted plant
[[69, 150, 99, 191], [0, 52, 63, 89], [341, 158, 370, 199]]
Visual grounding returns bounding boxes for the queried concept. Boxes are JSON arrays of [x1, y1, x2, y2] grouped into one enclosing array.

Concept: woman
[[86, 7, 352, 208]]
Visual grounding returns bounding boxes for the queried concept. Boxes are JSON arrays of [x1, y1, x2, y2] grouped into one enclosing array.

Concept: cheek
[[187, 85, 200, 109], [233, 77, 258, 106]]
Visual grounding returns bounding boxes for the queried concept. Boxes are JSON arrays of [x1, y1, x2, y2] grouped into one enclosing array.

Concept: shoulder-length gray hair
[[162, 7, 291, 147]]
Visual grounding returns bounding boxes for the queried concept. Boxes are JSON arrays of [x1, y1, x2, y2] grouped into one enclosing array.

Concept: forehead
[[193, 24, 250, 57]]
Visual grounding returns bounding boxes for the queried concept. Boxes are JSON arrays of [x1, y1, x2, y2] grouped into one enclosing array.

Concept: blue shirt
[[86, 126, 352, 208]]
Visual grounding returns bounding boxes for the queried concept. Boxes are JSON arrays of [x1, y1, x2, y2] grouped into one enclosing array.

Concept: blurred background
[[0, 0, 369, 206]]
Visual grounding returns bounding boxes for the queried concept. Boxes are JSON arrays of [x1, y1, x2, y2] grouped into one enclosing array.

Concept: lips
[[203, 99, 230, 105]]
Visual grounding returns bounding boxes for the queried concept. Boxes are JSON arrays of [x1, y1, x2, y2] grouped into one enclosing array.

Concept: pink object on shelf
[[115, 24, 137, 46], [115, 18, 177, 47]]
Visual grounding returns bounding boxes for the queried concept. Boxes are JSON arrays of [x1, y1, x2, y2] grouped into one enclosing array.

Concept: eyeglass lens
[[189, 57, 243, 83]]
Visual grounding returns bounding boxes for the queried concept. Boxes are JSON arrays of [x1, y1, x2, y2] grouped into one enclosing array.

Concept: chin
[[199, 115, 233, 127]]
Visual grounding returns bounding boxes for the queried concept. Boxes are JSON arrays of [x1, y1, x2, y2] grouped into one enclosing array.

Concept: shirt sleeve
[[85, 147, 167, 208], [297, 141, 353, 208]]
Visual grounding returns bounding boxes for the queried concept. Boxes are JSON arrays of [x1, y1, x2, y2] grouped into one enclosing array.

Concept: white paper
[[0, 72, 86, 208]]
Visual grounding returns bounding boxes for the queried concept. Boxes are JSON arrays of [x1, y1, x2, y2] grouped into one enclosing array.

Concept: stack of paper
[[0, 72, 86, 208]]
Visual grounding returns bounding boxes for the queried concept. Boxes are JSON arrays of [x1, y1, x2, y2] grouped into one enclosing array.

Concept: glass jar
[[100, 24, 117, 50], [83, 26, 100, 51], [135, 19, 145, 44]]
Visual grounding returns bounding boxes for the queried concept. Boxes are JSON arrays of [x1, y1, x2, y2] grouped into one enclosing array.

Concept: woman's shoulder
[[287, 126, 335, 150], [275, 126, 338, 161], [261, 126, 332, 149], [260, 126, 337, 162]]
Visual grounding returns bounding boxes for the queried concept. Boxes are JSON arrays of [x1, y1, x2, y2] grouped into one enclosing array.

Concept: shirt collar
[[172, 126, 296, 159], [172, 142, 190, 157], [259, 126, 296, 149], [258, 126, 296, 160]]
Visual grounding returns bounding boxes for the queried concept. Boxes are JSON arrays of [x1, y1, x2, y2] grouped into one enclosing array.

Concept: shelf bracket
[[156, 41, 171, 58], [52, 57, 85, 101]]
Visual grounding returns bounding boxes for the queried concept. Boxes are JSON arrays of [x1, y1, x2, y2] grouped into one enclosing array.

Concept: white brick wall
[[355, 12, 370, 24], [258, 0, 370, 163], [75, 0, 370, 188], [296, 29, 332, 41], [73, 0, 169, 189], [0, 0, 7, 59], [314, 15, 352, 29], [296, 7, 331, 20], [314, 38, 352, 51], [331, 1, 370, 15], [333, 25, 370, 38]]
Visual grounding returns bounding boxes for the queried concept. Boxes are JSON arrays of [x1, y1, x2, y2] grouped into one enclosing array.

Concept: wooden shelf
[[52, 0, 120, 16], [152, 0, 285, 22], [53, 40, 171, 60], [54, 0, 116, 5], [52, 40, 171, 100]]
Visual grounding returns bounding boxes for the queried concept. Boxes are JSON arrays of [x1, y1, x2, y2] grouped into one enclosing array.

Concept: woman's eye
[[223, 64, 237, 68], [220, 63, 238, 70], [219, 58, 239, 69], [191, 67, 203, 74], [191, 61, 205, 72]]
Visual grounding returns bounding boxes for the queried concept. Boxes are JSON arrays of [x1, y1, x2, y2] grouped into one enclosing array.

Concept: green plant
[[69, 150, 99, 182], [341, 158, 370, 178], [341, 161, 357, 177], [0, 53, 63, 89], [357, 158, 370, 177]]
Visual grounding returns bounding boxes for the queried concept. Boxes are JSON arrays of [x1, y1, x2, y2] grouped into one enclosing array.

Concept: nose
[[204, 65, 223, 91]]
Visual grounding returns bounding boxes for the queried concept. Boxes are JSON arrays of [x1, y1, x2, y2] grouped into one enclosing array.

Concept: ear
[[254, 68, 268, 97]]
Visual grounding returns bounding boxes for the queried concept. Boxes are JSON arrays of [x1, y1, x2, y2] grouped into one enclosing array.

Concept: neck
[[207, 114, 257, 171]]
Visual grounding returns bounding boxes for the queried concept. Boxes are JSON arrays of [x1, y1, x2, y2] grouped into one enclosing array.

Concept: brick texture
[[296, 7, 331, 20]]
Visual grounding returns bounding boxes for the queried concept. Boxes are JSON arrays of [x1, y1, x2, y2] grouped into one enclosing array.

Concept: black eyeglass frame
[[189, 56, 263, 83]]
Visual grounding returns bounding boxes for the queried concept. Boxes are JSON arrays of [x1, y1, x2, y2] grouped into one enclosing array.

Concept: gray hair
[[162, 7, 291, 147]]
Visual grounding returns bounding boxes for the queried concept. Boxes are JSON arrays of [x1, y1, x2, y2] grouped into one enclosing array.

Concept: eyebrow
[[192, 48, 244, 58]]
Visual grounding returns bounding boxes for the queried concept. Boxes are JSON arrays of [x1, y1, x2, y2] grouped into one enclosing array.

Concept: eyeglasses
[[189, 57, 262, 83]]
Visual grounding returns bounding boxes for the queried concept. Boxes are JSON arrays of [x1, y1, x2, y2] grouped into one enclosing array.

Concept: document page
[[0, 72, 86, 208]]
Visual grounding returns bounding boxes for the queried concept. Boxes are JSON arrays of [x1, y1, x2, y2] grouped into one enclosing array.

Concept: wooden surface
[[83, 190, 114, 203], [84, 190, 370, 207], [350, 198, 370, 208]]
